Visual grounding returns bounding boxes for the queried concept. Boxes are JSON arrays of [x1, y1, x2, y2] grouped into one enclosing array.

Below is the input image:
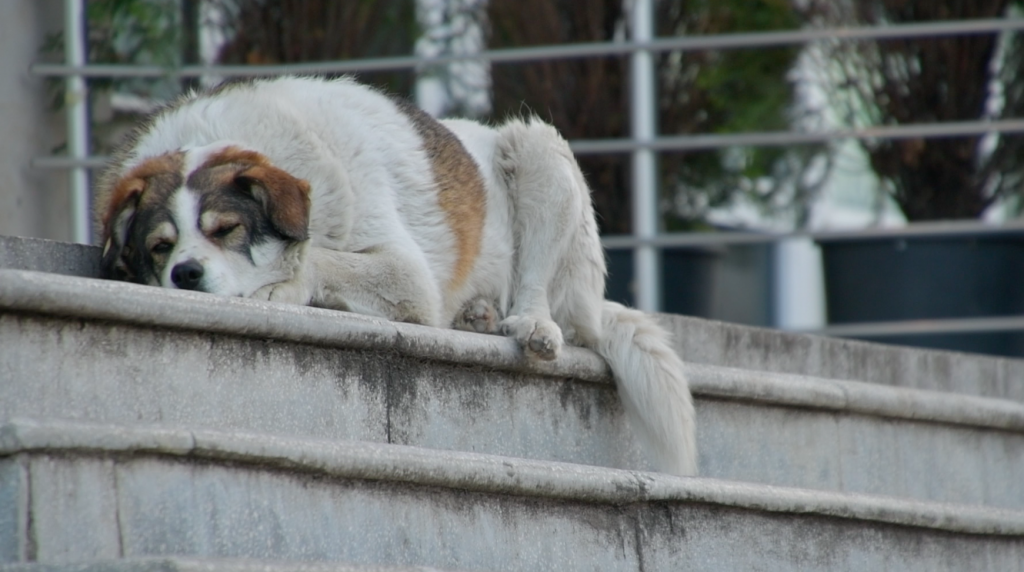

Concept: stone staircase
[[2, 235, 1023, 571]]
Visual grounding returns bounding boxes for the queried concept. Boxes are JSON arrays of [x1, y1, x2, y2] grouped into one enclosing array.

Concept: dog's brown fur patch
[[199, 147, 272, 170], [192, 147, 311, 242], [102, 152, 185, 240], [397, 102, 486, 292]]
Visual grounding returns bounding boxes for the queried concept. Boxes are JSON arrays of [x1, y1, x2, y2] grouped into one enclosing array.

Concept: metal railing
[[33, 16, 1024, 78], [62, 0, 89, 246], [31, 0, 1024, 342]]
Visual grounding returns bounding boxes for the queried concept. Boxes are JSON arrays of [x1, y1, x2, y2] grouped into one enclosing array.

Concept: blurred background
[[4, 0, 1024, 356]]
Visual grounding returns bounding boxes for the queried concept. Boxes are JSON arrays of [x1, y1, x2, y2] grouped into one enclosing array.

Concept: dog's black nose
[[171, 259, 204, 290]]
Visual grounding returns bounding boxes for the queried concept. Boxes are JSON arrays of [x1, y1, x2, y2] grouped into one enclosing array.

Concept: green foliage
[[68, 0, 821, 231], [686, 0, 798, 134], [39, 0, 184, 109], [86, 0, 183, 99], [658, 0, 823, 229], [88, 0, 181, 66], [489, 0, 820, 233]]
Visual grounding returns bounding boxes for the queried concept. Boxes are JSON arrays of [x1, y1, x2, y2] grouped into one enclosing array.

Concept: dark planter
[[606, 247, 718, 317], [818, 232, 1024, 357]]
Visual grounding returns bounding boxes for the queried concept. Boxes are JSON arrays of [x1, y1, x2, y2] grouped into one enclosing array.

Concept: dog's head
[[99, 145, 311, 297]]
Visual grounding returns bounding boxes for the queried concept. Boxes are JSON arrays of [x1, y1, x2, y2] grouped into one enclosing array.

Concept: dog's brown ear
[[99, 176, 145, 280], [235, 165, 311, 242]]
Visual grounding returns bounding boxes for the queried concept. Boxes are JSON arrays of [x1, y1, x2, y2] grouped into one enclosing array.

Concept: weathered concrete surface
[[3, 234, 1024, 399], [3, 236, 1024, 571], [4, 419, 1024, 535], [0, 236, 100, 278], [0, 312, 647, 472], [1, 421, 1022, 571], [660, 313, 1024, 400], [0, 3, 70, 243], [0, 559, 456, 572], [3, 269, 1024, 507], [8, 233, 1024, 399]]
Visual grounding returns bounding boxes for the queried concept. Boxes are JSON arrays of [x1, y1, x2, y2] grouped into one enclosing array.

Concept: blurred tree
[[212, 0, 416, 92], [180, 0, 201, 92], [808, 0, 1024, 220], [83, 0, 823, 233], [414, 0, 491, 118], [489, 0, 631, 232], [83, 0, 418, 94], [84, 0, 184, 100], [657, 0, 827, 230], [488, 0, 823, 233]]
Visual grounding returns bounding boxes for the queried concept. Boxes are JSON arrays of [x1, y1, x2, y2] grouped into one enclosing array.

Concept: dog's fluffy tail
[[595, 301, 698, 476]]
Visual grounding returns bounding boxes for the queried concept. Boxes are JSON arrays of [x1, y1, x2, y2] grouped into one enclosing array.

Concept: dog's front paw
[[500, 315, 563, 361], [453, 297, 502, 334], [252, 278, 313, 306]]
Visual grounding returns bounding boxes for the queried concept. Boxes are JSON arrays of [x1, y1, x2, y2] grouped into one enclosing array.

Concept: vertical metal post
[[65, 0, 91, 244], [629, 0, 659, 311], [180, 0, 201, 93]]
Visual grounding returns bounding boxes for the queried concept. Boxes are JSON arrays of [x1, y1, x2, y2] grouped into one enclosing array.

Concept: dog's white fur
[[96, 76, 698, 476]]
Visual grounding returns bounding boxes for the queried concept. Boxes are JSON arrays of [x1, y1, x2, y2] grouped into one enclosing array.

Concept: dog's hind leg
[[496, 118, 696, 476], [453, 296, 503, 334], [494, 118, 604, 360]]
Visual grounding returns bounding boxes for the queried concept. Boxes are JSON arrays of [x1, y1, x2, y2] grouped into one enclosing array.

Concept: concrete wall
[[3, 237, 1024, 570], [0, 0, 71, 242]]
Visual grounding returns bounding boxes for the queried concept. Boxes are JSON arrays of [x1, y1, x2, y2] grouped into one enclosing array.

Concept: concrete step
[[3, 268, 1024, 509], [3, 234, 1023, 402], [0, 558, 455, 572], [0, 236, 100, 279], [2, 419, 1023, 572]]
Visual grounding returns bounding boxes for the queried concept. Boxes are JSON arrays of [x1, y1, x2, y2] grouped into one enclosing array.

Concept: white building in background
[[414, 0, 491, 118], [772, 140, 907, 331], [0, 0, 72, 243], [706, 40, 920, 331]]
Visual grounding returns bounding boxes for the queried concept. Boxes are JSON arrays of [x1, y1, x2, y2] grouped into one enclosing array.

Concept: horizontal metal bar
[[26, 160, 1022, 247], [36, 154, 1024, 249], [32, 156, 108, 170], [570, 118, 1024, 154], [33, 116, 1024, 171], [30, 18, 1024, 79], [601, 220, 1024, 250], [808, 315, 1024, 338]]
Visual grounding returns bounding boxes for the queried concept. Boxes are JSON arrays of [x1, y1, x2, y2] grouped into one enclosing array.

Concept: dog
[[95, 76, 698, 476]]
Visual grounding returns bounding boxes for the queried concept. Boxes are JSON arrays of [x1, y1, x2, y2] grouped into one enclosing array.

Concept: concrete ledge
[[5, 233, 1024, 399], [0, 236, 100, 278], [3, 268, 1024, 434], [3, 418, 1023, 537], [0, 558, 453, 572], [660, 313, 1024, 400], [686, 362, 1024, 432], [0, 268, 609, 383]]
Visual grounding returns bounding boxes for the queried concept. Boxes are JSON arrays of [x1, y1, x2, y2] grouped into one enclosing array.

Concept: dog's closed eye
[[200, 210, 244, 242], [209, 223, 241, 239], [151, 241, 175, 255], [145, 222, 178, 258]]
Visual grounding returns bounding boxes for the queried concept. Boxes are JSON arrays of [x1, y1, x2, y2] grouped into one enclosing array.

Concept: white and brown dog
[[95, 76, 697, 476]]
